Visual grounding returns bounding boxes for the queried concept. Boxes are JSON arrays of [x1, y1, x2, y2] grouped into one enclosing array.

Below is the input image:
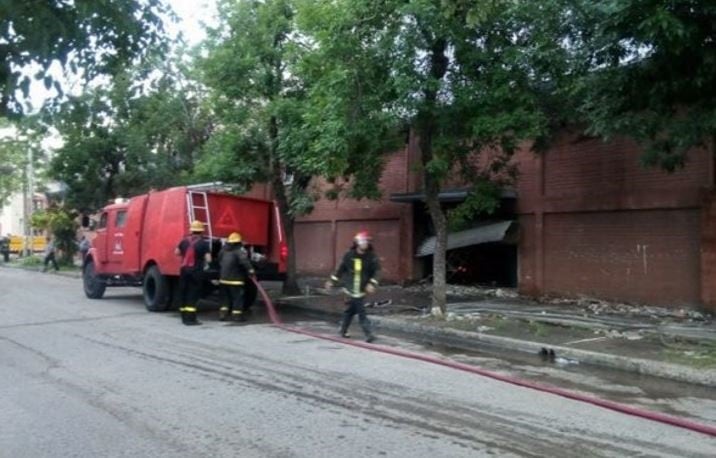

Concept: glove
[[365, 283, 376, 295], [324, 280, 333, 290]]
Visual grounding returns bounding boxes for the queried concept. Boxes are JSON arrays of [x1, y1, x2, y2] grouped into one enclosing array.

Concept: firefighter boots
[[180, 307, 201, 326], [231, 309, 246, 322]]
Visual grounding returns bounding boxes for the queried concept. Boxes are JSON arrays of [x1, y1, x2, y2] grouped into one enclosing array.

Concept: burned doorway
[[391, 187, 519, 287], [416, 221, 519, 287]]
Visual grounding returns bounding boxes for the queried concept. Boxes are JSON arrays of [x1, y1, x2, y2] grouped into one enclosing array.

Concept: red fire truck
[[82, 184, 287, 311]]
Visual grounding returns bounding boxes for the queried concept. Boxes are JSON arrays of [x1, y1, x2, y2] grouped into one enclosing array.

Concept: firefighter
[[324, 231, 380, 342], [174, 220, 212, 326], [218, 232, 256, 322]]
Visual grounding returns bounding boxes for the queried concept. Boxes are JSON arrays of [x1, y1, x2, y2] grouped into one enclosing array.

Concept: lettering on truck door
[[107, 209, 127, 269]]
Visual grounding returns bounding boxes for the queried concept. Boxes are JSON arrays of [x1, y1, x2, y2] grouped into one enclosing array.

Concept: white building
[[0, 191, 48, 236]]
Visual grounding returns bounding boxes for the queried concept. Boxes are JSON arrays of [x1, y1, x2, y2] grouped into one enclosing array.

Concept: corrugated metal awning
[[416, 221, 518, 257], [390, 188, 517, 203]]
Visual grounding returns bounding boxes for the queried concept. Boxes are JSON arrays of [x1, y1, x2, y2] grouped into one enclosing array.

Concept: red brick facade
[[287, 132, 715, 309], [294, 138, 420, 282]]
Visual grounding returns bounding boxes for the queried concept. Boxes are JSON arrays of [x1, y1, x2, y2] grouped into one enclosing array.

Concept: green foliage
[[568, 0, 716, 171], [0, 0, 170, 115], [296, 0, 404, 199], [31, 206, 78, 263], [301, 0, 561, 216], [198, 0, 330, 218], [0, 117, 47, 205], [448, 181, 502, 231], [47, 62, 212, 211]]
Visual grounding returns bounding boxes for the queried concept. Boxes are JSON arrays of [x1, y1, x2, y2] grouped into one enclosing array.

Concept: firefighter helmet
[[190, 220, 205, 233], [227, 232, 242, 243], [354, 231, 372, 242]]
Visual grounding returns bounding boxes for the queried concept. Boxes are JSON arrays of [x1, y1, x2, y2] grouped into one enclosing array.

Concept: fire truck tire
[[143, 265, 170, 312], [83, 260, 106, 299]]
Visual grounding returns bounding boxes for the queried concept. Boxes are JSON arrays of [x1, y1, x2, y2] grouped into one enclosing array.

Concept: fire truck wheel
[[83, 260, 106, 299], [143, 265, 170, 312]]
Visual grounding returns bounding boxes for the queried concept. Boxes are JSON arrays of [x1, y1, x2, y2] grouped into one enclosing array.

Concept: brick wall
[[518, 132, 712, 307], [543, 210, 700, 305], [701, 191, 716, 308], [294, 146, 415, 282]]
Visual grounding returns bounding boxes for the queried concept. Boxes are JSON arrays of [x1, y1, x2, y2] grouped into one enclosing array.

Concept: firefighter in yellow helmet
[[324, 231, 380, 342], [174, 220, 212, 325], [218, 232, 255, 322]]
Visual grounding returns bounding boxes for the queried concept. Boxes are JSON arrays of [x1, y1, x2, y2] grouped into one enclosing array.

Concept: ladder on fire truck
[[186, 190, 213, 240]]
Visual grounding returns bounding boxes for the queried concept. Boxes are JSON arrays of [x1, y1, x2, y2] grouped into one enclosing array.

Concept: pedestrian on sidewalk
[[174, 220, 211, 326], [217, 232, 256, 322], [42, 235, 59, 272], [0, 233, 10, 262], [325, 231, 380, 342]]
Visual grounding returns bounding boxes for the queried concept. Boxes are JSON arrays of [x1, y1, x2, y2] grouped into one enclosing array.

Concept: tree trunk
[[418, 38, 449, 317], [425, 179, 448, 316], [268, 115, 301, 296], [282, 212, 301, 295]]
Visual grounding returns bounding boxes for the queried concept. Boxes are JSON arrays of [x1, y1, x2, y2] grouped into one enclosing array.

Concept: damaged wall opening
[[422, 241, 518, 287], [416, 220, 520, 288]]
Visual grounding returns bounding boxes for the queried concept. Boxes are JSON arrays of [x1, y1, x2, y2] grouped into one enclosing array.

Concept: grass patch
[[17, 255, 43, 267], [527, 320, 550, 338], [661, 339, 716, 369]]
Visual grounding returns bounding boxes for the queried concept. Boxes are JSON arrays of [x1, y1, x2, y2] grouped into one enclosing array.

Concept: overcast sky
[[18, 0, 217, 113], [167, 0, 218, 46]]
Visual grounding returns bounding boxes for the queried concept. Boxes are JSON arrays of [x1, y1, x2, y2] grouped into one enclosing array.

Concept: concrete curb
[[278, 300, 716, 387]]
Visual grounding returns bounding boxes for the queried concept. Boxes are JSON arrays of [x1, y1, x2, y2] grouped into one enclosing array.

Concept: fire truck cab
[[83, 184, 286, 311]]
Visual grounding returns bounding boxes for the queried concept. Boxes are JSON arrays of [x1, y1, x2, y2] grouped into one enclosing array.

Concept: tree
[[569, 0, 716, 170], [300, 0, 564, 315], [0, 0, 169, 116], [31, 206, 78, 264], [198, 0, 340, 295], [0, 117, 47, 206], [48, 63, 212, 211]]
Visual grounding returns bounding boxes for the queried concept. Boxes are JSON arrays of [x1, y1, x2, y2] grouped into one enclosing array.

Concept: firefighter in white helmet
[[325, 231, 380, 342], [218, 231, 255, 322], [174, 220, 212, 325]]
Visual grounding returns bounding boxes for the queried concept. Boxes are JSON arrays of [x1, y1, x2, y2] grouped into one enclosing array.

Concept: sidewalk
[[273, 280, 716, 387]]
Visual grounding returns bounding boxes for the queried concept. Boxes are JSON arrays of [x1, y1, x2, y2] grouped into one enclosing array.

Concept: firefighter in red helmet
[[325, 230, 380, 342], [174, 220, 212, 325]]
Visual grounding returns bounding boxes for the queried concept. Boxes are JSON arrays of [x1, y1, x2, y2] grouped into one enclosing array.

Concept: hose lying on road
[[252, 279, 716, 438]]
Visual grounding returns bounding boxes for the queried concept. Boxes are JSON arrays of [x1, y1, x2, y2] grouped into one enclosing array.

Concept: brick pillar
[[701, 191, 716, 311]]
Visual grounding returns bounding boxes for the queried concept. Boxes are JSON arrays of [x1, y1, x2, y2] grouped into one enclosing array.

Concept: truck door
[[94, 212, 109, 264], [107, 208, 128, 270]]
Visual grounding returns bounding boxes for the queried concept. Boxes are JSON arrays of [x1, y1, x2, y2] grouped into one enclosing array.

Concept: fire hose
[[251, 279, 716, 437]]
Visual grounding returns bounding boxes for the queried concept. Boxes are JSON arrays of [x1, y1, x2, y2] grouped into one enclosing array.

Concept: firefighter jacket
[[177, 235, 210, 272], [330, 247, 380, 298], [218, 244, 255, 285]]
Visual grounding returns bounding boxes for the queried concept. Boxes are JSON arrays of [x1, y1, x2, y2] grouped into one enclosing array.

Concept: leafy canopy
[[569, 0, 716, 170], [48, 62, 212, 211], [0, 0, 170, 115]]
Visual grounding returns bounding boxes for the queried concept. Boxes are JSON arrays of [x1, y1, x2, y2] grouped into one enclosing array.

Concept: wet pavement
[[269, 280, 716, 388], [5, 262, 716, 404], [181, 303, 716, 426]]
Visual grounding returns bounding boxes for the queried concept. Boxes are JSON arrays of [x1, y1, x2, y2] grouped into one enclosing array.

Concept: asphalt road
[[1, 268, 715, 457]]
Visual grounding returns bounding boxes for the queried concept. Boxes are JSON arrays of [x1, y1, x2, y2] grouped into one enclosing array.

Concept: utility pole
[[22, 144, 33, 257]]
